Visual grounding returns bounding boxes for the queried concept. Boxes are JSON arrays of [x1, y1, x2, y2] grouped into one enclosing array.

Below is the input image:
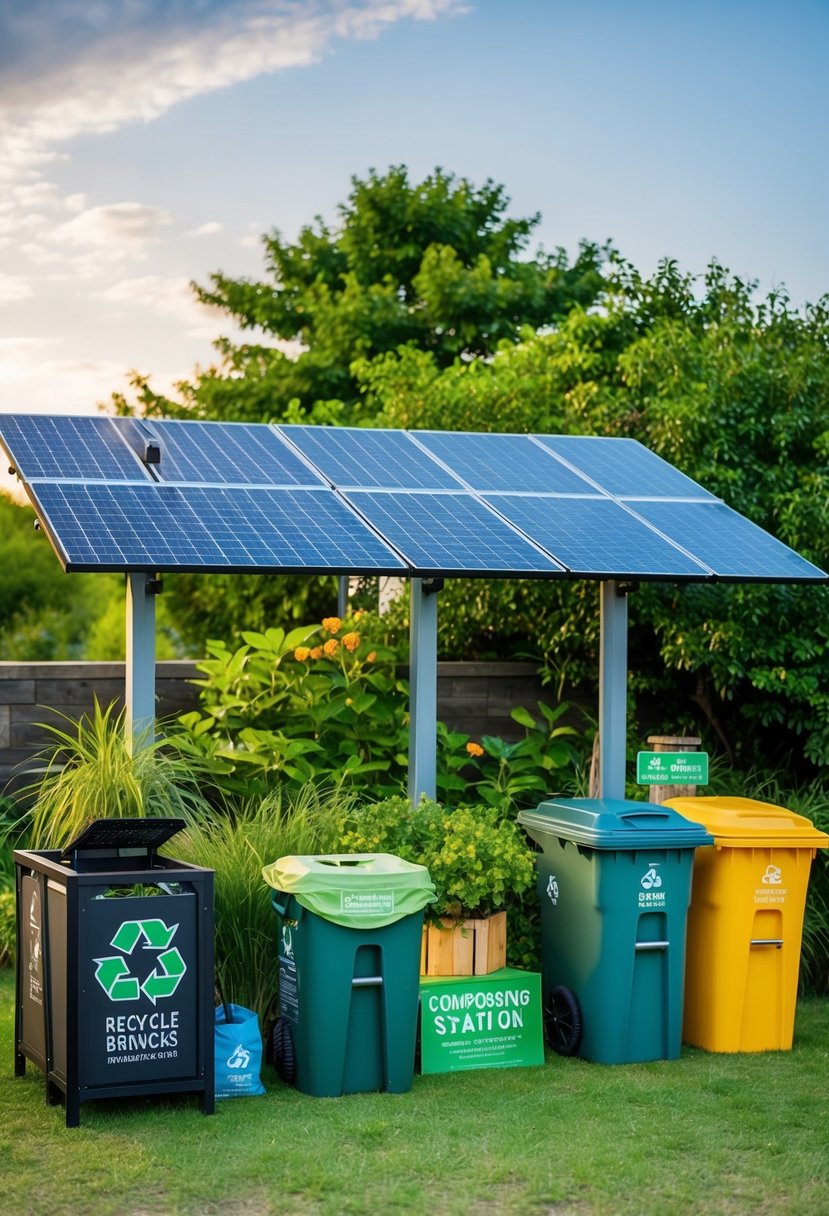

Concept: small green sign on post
[[636, 751, 709, 786], [419, 968, 544, 1074]]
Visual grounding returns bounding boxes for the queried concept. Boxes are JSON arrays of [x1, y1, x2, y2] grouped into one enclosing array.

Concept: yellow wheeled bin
[[664, 796, 828, 1052]]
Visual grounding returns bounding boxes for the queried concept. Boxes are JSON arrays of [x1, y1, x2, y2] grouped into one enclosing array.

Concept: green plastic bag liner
[[262, 853, 436, 929]]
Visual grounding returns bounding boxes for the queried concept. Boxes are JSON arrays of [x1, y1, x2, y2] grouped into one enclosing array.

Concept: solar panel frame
[[28, 482, 409, 574], [0, 414, 151, 483], [279, 425, 463, 490], [533, 434, 719, 501], [482, 493, 713, 580], [342, 489, 567, 578], [412, 430, 599, 494], [114, 419, 328, 488], [629, 500, 828, 583]]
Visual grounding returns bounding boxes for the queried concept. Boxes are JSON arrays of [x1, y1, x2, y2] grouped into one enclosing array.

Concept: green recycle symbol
[[94, 919, 186, 1004]]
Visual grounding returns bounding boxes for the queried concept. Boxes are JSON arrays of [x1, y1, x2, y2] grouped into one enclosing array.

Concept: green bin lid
[[518, 797, 713, 851], [262, 852, 437, 928]]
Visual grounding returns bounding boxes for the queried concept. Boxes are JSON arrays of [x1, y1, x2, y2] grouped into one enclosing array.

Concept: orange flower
[[323, 638, 339, 657], [366, 651, 377, 663], [322, 616, 342, 635], [466, 741, 484, 757], [294, 646, 310, 662], [342, 631, 360, 652], [309, 646, 323, 660]]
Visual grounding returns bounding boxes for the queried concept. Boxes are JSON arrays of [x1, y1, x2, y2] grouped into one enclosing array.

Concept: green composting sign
[[636, 751, 709, 786], [419, 969, 544, 1074]]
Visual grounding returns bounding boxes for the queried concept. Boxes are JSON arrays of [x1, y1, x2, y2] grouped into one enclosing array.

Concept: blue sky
[[1, 0, 827, 416]]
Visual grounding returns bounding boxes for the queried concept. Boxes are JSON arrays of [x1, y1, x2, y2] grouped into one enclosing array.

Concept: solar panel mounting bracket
[[422, 577, 444, 596]]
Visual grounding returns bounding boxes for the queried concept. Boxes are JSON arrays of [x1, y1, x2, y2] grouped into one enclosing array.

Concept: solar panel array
[[0, 414, 824, 583]]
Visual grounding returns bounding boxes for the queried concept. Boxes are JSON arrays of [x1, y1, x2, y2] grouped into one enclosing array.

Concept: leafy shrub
[[173, 614, 410, 798], [173, 615, 588, 809], [338, 795, 536, 921], [437, 702, 584, 808]]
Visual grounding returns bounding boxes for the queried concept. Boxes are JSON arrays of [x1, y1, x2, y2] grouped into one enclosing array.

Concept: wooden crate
[[420, 911, 507, 976]]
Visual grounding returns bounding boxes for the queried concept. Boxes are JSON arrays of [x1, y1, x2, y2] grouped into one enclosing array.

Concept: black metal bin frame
[[14, 818, 214, 1127]]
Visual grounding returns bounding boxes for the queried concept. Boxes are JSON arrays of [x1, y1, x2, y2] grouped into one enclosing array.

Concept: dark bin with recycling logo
[[14, 818, 214, 1127], [263, 853, 436, 1097], [517, 798, 712, 1064]]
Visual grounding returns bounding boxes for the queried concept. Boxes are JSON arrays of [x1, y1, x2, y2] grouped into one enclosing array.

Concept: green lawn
[[1, 970, 827, 1216]]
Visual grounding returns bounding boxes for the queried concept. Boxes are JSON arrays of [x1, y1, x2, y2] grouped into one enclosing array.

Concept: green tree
[[364, 258, 829, 769], [113, 165, 605, 425], [0, 495, 123, 659], [112, 166, 606, 645]]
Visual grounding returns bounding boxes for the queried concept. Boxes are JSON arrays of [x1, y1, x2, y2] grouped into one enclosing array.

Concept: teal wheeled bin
[[262, 853, 436, 1097], [517, 799, 712, 1064]]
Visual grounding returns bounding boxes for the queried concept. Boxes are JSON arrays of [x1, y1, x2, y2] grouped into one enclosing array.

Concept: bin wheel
[[271, 1017, 297, 1085], [545, 985, 582, 1056]]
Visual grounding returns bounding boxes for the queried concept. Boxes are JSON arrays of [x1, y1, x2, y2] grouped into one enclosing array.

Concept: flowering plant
[[338, 795, 536, 920], [174, 613, 409, 795]]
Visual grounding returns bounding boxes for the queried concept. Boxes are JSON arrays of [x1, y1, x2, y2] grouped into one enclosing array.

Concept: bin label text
[[340, 891, 395, 916], [636, 751, 708, 785], [638, 864, 666, 908]]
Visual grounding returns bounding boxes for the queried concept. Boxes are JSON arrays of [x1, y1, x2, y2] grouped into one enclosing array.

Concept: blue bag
[[214, 1003, 266, 1099]]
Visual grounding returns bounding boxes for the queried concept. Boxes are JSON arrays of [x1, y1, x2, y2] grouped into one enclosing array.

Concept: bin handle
[[352, 976, 383, 988], [750, 938, 783, 948], [634, 940, 669, 951], [271, 892, 304, 923]]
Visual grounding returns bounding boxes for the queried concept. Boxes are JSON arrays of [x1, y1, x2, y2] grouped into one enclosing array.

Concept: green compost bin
[[262, 853, 436, 1097], [517, 799, 712, 1064]]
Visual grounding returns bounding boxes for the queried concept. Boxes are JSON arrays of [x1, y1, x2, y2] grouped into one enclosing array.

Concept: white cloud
[[63, 193, 87, 213], [51, 203, 172, 250], [102, 274, 222, 338], [187, 221, 223, 237], [0, 276, 34, 305], [0, 1, 466, 186]]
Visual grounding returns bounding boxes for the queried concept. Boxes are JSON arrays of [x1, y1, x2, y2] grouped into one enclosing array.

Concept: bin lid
[[61, 817, 187, 858], [262, 852, 437, 928], [518, 798, 713, 850], [663, 796, 829, 848]]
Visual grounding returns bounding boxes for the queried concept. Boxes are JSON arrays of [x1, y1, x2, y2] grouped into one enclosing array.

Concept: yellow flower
[[366, 651, 377, 663], [323, 638, 339, 657], [466, 741, 484, 757], [342, 631, 360, 652], [322, 616, 342, 634], [309, 646, 324, 660], [354, 609, 365, 620], [294, 646, 310, 662]]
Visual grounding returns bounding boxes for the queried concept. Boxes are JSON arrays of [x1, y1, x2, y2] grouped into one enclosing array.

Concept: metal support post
[[337, 575, 348, 620], [126, 572, 157, 752], [598, 580, 629, 800], [408, 577, 440, 804]]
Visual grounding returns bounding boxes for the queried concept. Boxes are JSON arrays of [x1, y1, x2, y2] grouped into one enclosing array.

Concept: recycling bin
[[262, 853, 436, 1097], [14, 818, 214, 1127], [518, 798, 712, 1064], [664, 795, 829, 1052]]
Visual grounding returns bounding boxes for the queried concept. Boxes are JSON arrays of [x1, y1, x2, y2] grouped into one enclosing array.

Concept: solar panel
[[630, 501, 827, 581], [121, 420, 324, 486], [413, 431, 596, 494], [31, 483, 407, 574], [280, 425, 460, 490], [484, 495, 711, 579], [534, 435, 717, 501], [343, 491, 566, 576], [1, 414, 824, 584], [0, 414, 148, 482]]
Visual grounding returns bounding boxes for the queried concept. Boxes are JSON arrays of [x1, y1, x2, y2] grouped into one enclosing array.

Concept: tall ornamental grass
[[26, 701, 211, 848], [175, 784, 350, 1019]]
